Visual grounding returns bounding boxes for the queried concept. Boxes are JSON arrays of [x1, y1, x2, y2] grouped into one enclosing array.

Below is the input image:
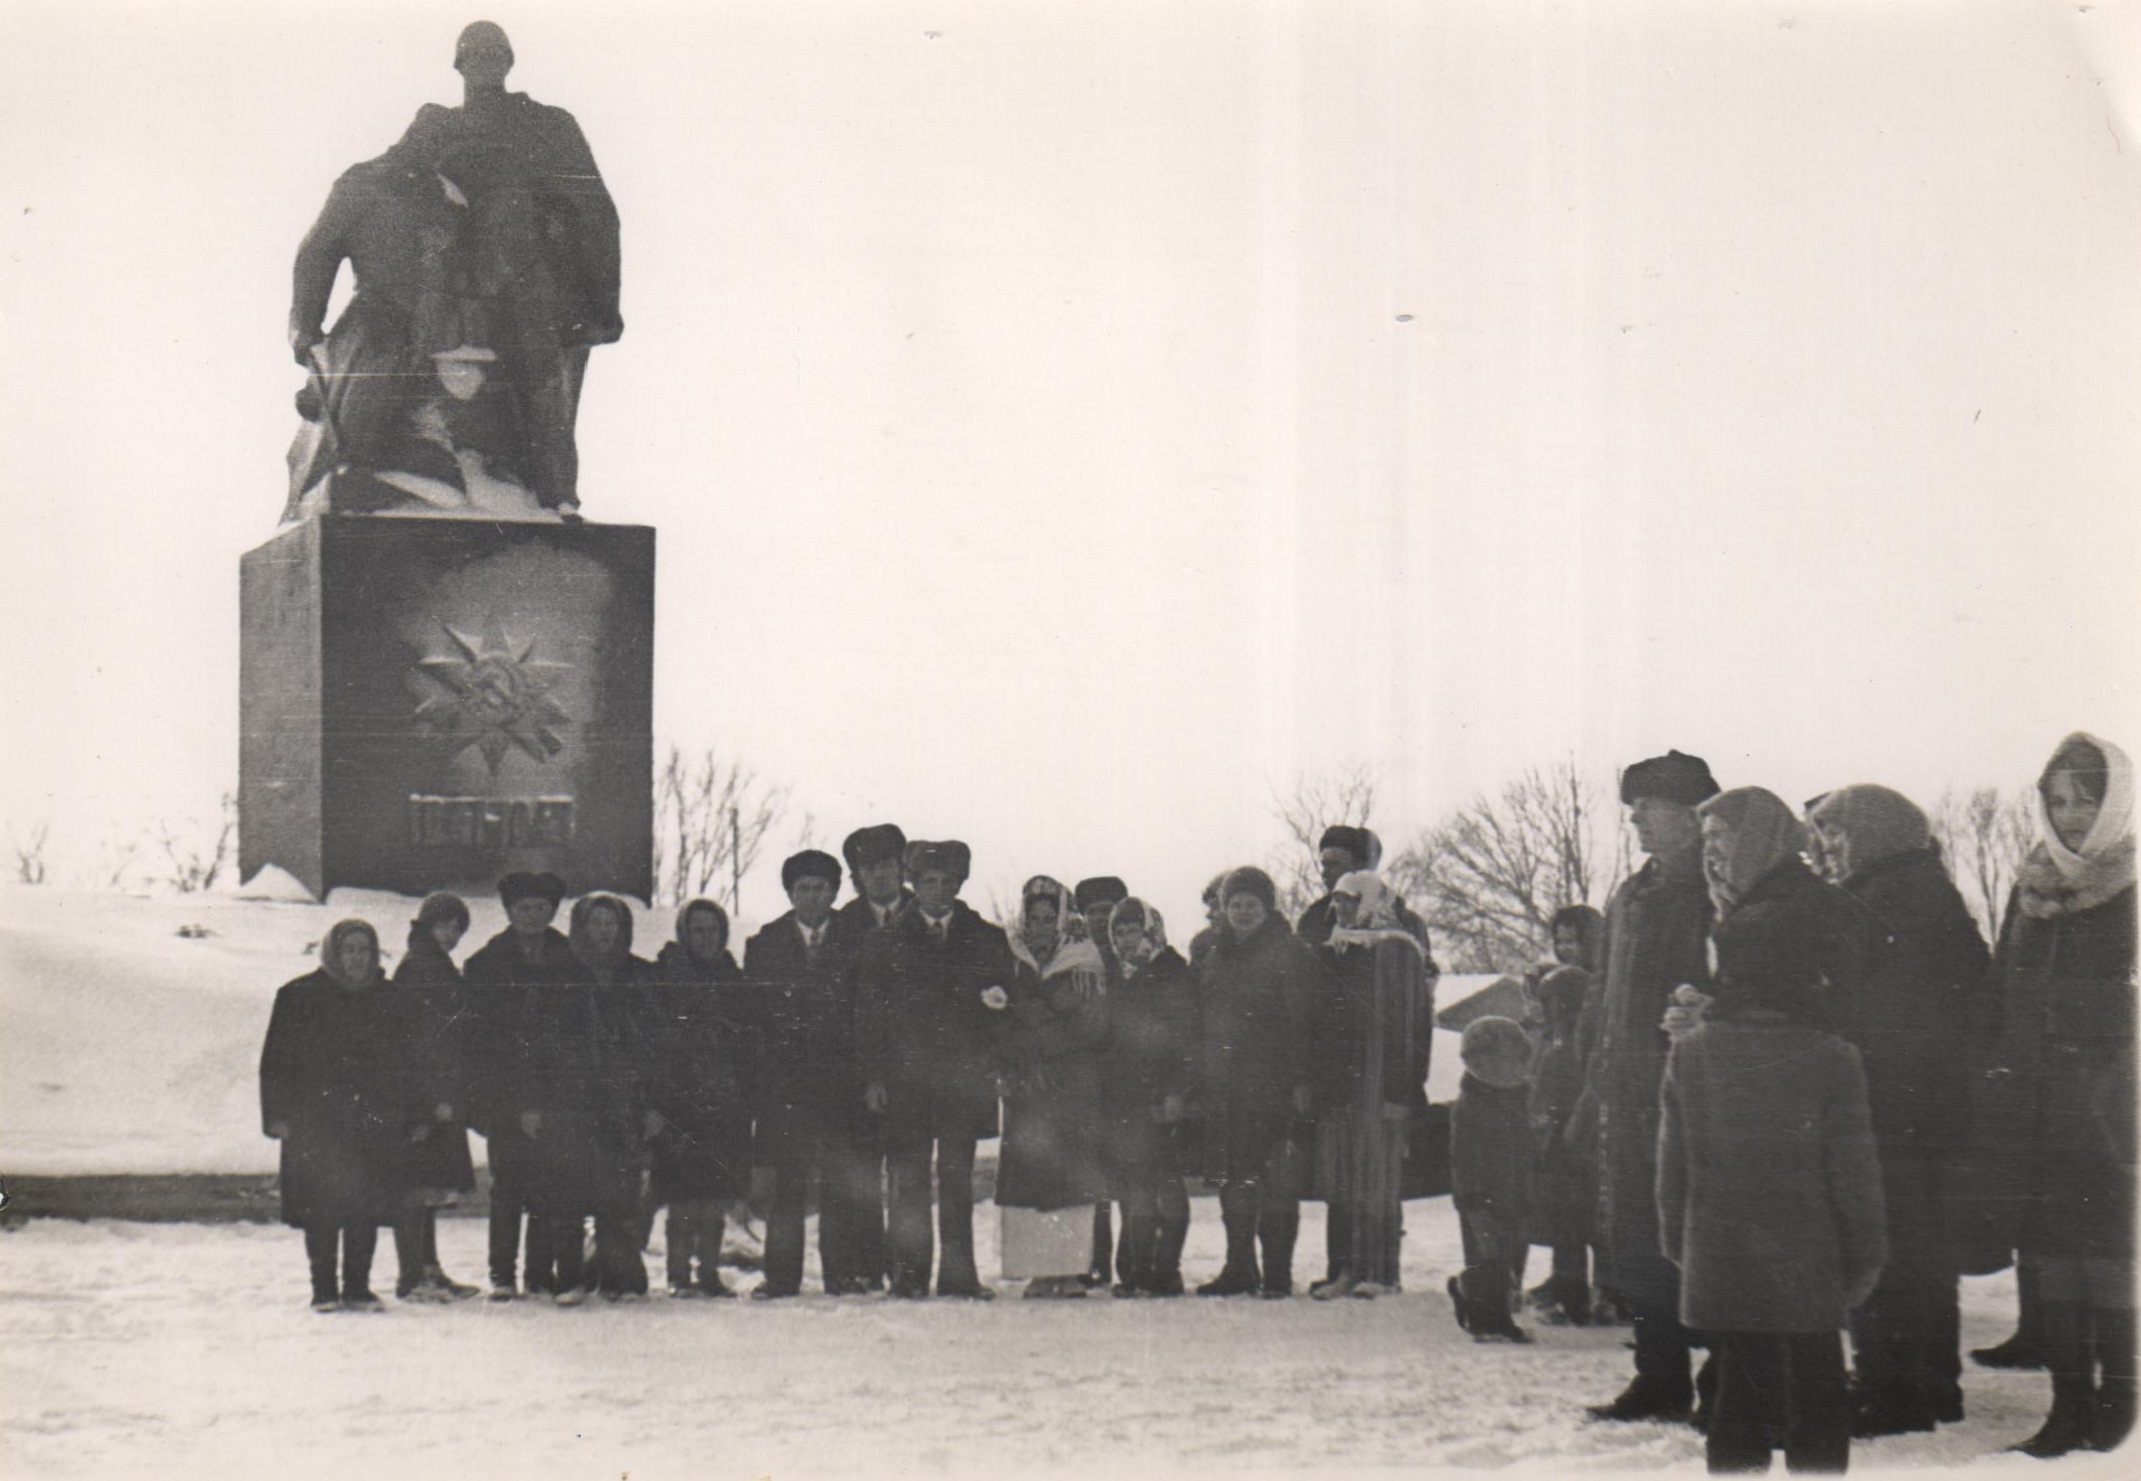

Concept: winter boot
[[1257, 1209, 1299, 1298], [1974, 1261, 2046, 1370], [1198, 1188, 1261, 1295], [2090, 1304, 2136, 1453], [1149, 1213, 1190, 1296], [1086, 1202, 1114, 1288], [1321, 1207, 1353, 1289], [392, 1216, 429, 1298], [308, 1253, 340, 1312], [2011, 1302, 2097, 1459], [1112, 1214, 1155, 1296]]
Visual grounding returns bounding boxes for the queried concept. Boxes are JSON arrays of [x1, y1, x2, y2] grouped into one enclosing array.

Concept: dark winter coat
[[387, 941, 477, 1196], [1980, 882, 2137, 1261], [1526, 970, 1595, 1250], [995, 941, 1110, 1210], [854, 901, 1018, 1142], [260, 969, 408, 1227], [459, 925, 579, 1140], [510, 957, 656, 1213], [1589, 844, 1713, 1307], [1314, 936, 1434, 1120], [1192, 915, 1327, 1184], [1658, 1015, 1888, 1332], [743, 911, 871, 1160], [644, 942, 754, 1203], [1707, 857, 1870, 1037], [1098, 946, 1200, 1184], [1451, 1073, 1531, 1232]]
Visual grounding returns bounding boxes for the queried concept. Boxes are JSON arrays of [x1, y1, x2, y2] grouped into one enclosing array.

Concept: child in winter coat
[[1525, 963, 1596, 1324], [1448, 1016, 1534, 1343]]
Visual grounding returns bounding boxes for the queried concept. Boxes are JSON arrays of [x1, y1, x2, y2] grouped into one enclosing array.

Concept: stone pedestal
[[240, 516, 654, 900]]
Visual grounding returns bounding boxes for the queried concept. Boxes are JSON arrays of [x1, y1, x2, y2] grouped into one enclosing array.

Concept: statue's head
[[454, 21, 514, 86]]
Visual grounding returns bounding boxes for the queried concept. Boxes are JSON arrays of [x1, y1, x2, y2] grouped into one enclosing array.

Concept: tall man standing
[[1583, 751, 1721, 1422], [834, 822, 913, 1285], [855, 840, 1017, 1298], [461, 870, 577, 1299]]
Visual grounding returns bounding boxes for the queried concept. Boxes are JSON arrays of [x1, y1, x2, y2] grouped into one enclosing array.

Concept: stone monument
[[242, 22, 651, 901]]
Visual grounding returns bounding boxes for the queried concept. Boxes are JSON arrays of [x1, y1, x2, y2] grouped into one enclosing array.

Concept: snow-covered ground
[[0, 1202, 2113, 1481]]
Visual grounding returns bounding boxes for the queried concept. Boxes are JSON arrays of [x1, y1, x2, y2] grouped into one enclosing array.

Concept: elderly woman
[[648, 899, 753, 1298], [1310, 871, 1433, 1300], [1099, 898, 1200, 1296], [1981, 733, 2137, 1458], [1806, 786, 1991, 1437], [387, 893, 479, 1302], [1664, 787, 1887, 1474], [516, 894, 659, 1303], [1193, 866, 1328, 1297], [260, 919, 406, 1312], [995, 876, 1111, 1298]]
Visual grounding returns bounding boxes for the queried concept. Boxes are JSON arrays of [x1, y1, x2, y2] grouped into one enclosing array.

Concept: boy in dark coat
[[1449, 1016, 1534, 1342], [744, 850, 879, 1297], [459, 870, 576, 1298], [854, 839, 1019, 1298]]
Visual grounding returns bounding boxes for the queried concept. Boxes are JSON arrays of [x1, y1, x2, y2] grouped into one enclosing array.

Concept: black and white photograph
[[1, 2, 2136, 1477]]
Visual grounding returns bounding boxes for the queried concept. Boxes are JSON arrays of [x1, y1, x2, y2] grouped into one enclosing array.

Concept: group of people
[[259, 731, 2135, 1472]]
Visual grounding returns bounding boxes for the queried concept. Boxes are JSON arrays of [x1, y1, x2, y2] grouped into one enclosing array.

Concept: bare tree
[[1266, 764, 1380, 920], [1929, 785, 2033, 943], [8, 822, 49, 884], [152, 793, 237, 894], [652, 743, 790, 912], [1388, 760, 1609, 973], [82, 833, 140, 893]]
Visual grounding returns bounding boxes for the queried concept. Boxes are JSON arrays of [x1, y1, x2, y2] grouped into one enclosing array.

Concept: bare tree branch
[[1389, 760, 1609, 972], [1928, 785, 2032, 942], [651, 743, 791, 912], [8, 822, 50, 884], [1265, 764, 1380, 920], [151, 794, 236, 894]]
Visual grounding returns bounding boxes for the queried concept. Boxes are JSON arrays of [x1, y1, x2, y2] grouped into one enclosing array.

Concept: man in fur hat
[[1581, 751, 1721, 1422], [462, 871, 576, 1299], [854, 840, 1018, 1297], [832, 822, 912, 1284]]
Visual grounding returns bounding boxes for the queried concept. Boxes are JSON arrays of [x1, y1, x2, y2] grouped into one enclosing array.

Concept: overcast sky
[[3, 0, 2136, 932]]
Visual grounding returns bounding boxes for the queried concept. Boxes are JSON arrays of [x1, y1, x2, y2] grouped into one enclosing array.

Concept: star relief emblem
[[413, 616, 573, 773]]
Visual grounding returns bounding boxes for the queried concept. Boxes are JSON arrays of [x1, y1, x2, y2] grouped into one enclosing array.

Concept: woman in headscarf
[[648, 898, 753, 1298], [1193, 866, 1328, 1297], [1310, 871, 1433, 1299], [1807, 786, 1991, 1437], [994, 876, 1111, 1297], [260, 918, 406, 1312], [519, 893, 657, 1303], [1665, 787, 1886, 1474], [1099, 898, 1200, 1296], [387, 893, 479, 1301], [1980, 733, 2136, 1458]]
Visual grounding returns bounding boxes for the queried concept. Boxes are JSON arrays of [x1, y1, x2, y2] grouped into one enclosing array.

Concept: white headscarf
[[1327, 870, 1422, 955], [2017, 731, 2136, 919]]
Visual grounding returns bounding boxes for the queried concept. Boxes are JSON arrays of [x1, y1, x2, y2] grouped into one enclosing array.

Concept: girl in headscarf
[[388, 893, 479, 1301], [1806, 786, 1991, 1437], [648, 899, 753, 1298], [1663, 789, 1888, 1473], [520, 894, 657, 1303], [1098, 898, 1200, 1295], [995, 875, 1111, 1297], [1981, 733, 2136, 1458], [1310, 871, 1433, 1299], [259, 919, 405, 1311]]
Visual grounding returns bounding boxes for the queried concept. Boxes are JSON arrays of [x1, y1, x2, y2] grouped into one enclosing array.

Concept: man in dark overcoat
[[831, 822, 913, 1286], [1582, 751, 1720, 1422], [461, 870, 576, 1298], [854, 839, 1017, 1298], [744, 849, 879, 1296]]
